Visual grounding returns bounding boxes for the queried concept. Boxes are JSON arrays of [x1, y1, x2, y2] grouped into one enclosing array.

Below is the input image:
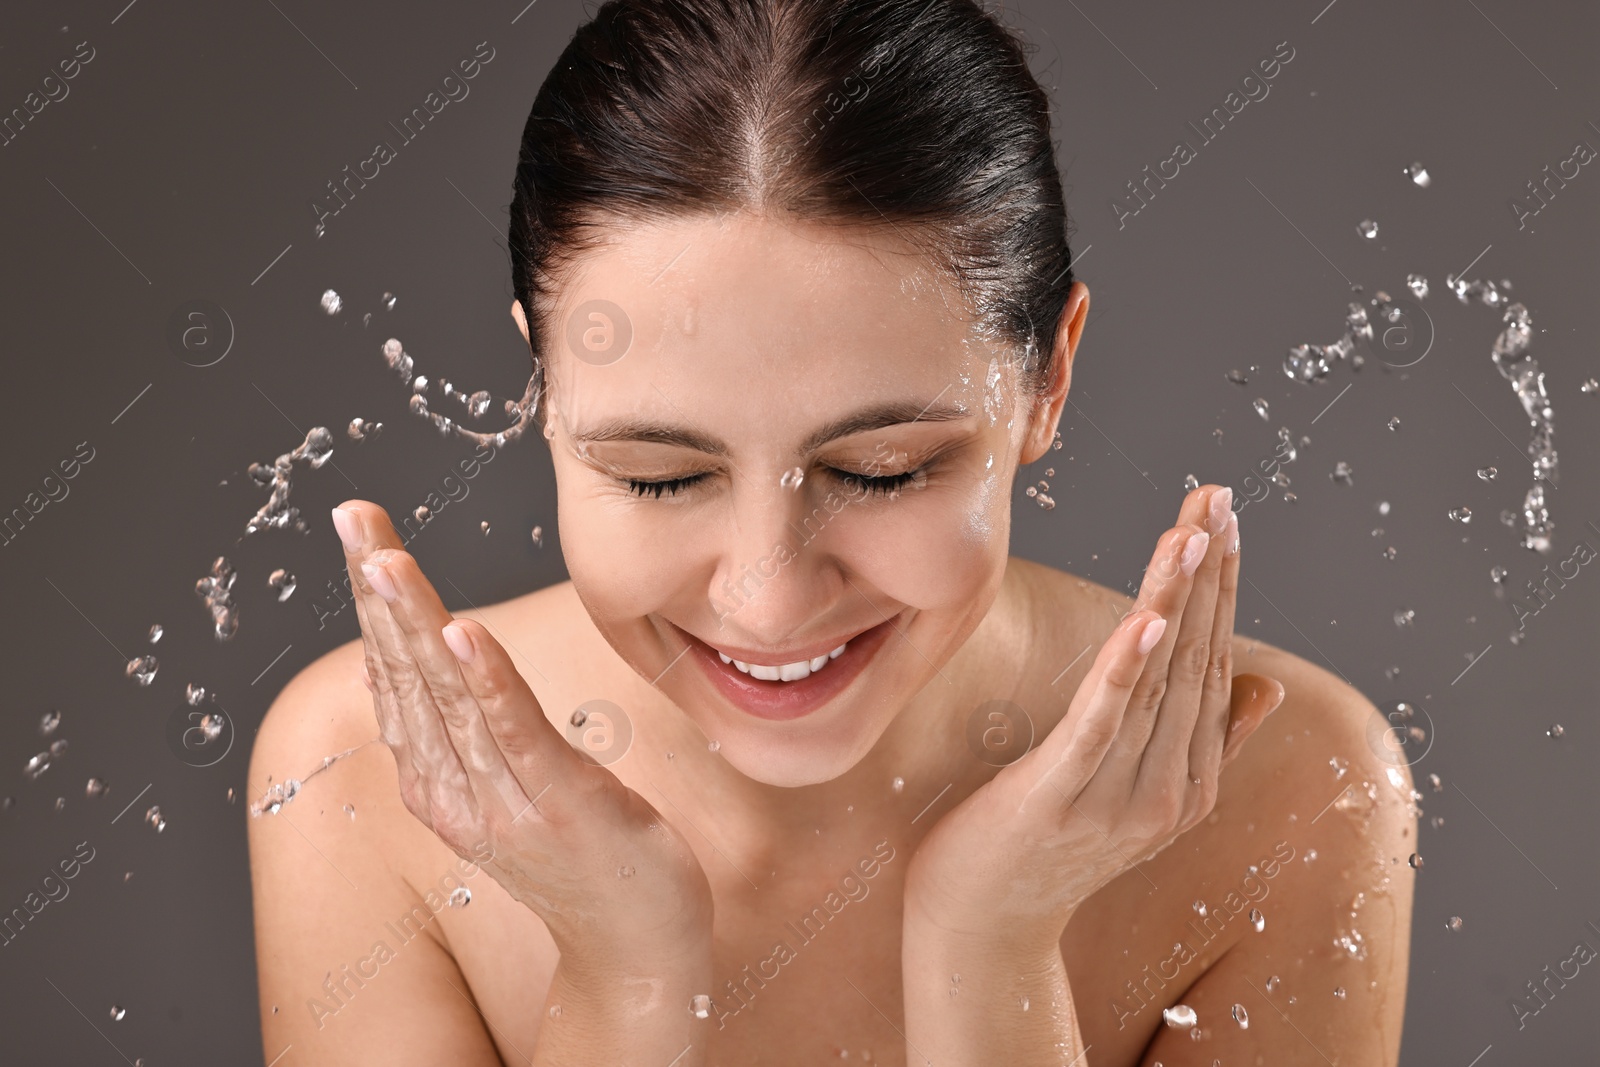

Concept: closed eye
[[625, 473, 708, 498]]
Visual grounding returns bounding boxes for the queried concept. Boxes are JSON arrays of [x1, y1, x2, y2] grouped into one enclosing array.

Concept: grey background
[[0, 0, 1595, 1063]]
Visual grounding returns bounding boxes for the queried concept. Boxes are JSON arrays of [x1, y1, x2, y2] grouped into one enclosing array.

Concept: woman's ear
[[510, 299, 532, 344], [1020, 282, 1089, 466]]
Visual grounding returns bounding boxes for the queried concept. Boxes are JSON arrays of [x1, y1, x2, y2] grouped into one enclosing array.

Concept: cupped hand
[[905, 484, 1285, 943], [330, 500, 713, 960]]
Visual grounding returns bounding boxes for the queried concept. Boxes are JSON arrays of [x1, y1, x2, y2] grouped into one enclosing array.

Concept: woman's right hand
[[330, 500, 714, 965]]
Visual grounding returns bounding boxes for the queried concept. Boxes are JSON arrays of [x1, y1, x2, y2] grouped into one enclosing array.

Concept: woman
[[248, 1, 1416, 1063]]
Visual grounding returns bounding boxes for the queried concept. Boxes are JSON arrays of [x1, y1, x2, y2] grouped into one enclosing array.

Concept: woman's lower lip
[[684, 615, 900, 722]]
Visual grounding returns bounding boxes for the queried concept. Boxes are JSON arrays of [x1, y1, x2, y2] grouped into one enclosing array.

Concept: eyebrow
[[571, 400, 973, 457]]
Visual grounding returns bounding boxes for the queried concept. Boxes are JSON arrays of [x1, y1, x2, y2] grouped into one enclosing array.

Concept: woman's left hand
[[904, 483, 1285, 946]]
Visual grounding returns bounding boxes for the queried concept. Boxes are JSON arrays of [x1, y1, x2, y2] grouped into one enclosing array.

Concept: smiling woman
[[247, 1, 1414, 1065]]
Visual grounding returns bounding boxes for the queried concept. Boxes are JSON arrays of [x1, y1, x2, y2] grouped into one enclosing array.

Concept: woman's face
[[515, 213, 1087, 787]]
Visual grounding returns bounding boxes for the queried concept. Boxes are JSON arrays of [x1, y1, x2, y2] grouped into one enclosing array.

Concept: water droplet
[[1163, 1004, 1198, 1029], [109, 1005, 126, 1021], [689, 994, 713, 1019], [618, 865, 635, 877], [1356, 219, 1379, 240], [1252, 398, 1270, 420], [1283, 344, 1331, 383], [1489, 565, 1508, 584], [268, 569, 297, 602], [1378, 500, 1391, 515], [1393, 608, 1415, 629], [383, 291, 397, 311], [1304, 848, 1319, 863], [25, 753, 52, 780], [125, 655, 159, 686], [1446, 916, 1463, 931], [1330, 461, 1354, 486], [413, 505, 431, 524], [1477, 466, 1497, 481], [1330, 756, 1349, 779], [343, 803, 355, 819], [1408, 853, 1423, 869], [891, 776, 905, 794], [39, 709, 61, 735], [1386, 416, 1401, 431], [531, 525, 544, 547], [1212, 428, 1224, 444], [1192, 900, 1208, 917], [1183, 474, 1199, 491], [1265, 975, 1280, 992], [1381, 546, 1397, 561], [1581, 378, 1598, 395], [780, 467, 805, 491], [479, 521, 491, 536], [147, 623, 163, 644], [320, 289, 343, 316], [1407, 162, 1431, 188], [707, 740, 720, 753], [1231, 1003, 1249, 1029], [1020, 995, 1030, 1011], [86, 777, 108, 798], [1448, 507, 1472, 524], [1426, 773, 1442, 793], [1334, 986, 1347, 999], [1406, 273, 1430, 299], [1226, 369, 1249, 385], [1249, 908, 1265, 932], [1547, 724, 1565, 738], [145, 805, 165, 832], [447, 886, 471, 908], [548, 1003, 561, 1018]]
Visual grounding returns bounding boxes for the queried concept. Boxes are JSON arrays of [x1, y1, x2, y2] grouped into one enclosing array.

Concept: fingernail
[[1208, 487, 1234, 535], [1265, 678, 1286, 713], [1137, 616, 1167, 655], [1225, 512, 1240, 556], [361, 561, 397, 601], [442, 622, 475, 663], [1180, 531, 1211, 576], [331, 507, 362, 553]]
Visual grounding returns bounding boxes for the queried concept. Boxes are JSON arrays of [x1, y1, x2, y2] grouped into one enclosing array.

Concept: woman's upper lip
[[682, 619, 886, 666]]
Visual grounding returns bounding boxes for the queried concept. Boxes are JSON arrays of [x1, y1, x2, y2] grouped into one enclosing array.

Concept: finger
[[1091, 523, 1207, 795], [1219, 672, 1285, 769], [372, 549, 536, 820], [1020, 610, 1167, 808], [333, 502, 431, 818], [1136, 486, 1233, 795], [1188, 508, 1242, 790], [357, 547, 479, 819]]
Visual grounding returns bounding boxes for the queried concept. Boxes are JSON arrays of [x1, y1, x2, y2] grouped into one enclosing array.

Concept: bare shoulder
[[245, 579, 583, 1062]]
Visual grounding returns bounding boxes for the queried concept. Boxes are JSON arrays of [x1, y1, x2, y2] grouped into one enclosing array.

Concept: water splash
[[379, 337, 541, 449], [1446, 279, 1557, 551], [245, 427, 335, 537], [250, 739, 383, 817], [194, 557, 239, 641]]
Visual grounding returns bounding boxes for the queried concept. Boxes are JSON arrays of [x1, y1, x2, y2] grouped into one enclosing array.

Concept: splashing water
[[245, 427, 335, 537], [250, 740, 384, 817], [194, 556, 239, 641], [268, 569, 297, 602], [379, 337, 541, 450], [125, 655, 158, 686], [1446, 280, 1558, 551]]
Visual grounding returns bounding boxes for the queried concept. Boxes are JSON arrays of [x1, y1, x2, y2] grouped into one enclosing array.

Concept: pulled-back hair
[[508, 0, 1075, 404]]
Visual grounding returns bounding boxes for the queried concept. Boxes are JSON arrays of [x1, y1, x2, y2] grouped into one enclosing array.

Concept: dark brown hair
[[508, 0, 1075, 401]]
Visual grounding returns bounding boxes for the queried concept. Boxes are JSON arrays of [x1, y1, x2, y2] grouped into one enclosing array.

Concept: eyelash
[[625, 468, 921, 499]]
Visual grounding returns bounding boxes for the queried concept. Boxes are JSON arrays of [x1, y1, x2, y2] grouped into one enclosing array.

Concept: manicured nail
[[361, 561, 397, 601], [331, 507, 362, 553], [1225, 512, 1240, 556], [1137, 616, 1167, 655], [1265, 678, 1286, 713], [1207, 487, 1234, 535], [1180, 531, 1210, 576], [442, 622, 475, 664]]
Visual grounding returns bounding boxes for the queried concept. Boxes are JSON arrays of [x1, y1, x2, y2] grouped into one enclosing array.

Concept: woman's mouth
[[673, 614, 901, 722]]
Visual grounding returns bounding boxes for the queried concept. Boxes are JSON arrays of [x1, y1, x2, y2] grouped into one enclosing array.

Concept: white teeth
[[717, 640, 851, 682]]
